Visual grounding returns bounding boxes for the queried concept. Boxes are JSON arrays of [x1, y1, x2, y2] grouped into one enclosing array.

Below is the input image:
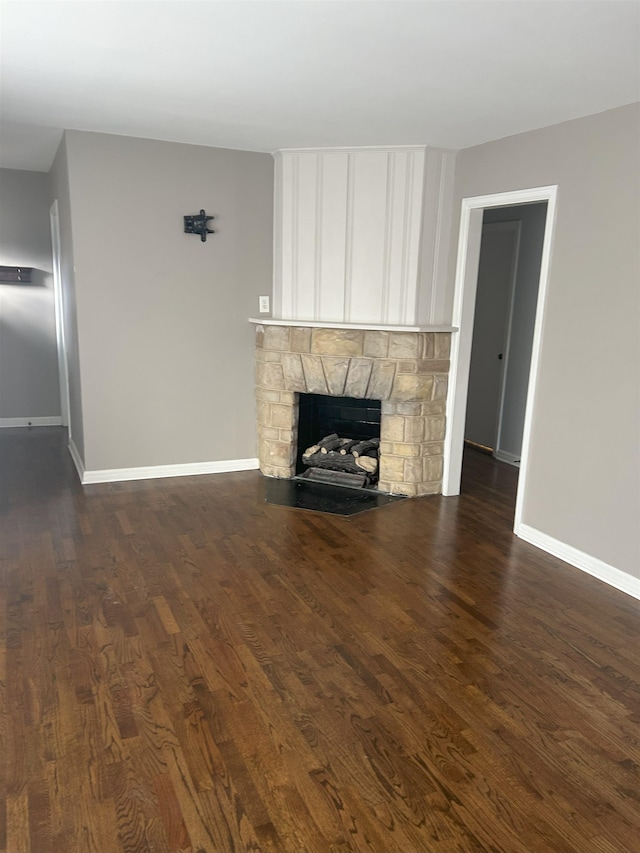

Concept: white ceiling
[[1, 0, 639, 171]]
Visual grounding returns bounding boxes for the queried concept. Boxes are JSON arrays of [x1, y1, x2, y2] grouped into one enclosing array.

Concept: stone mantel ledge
[[249, 318, 457, 333]]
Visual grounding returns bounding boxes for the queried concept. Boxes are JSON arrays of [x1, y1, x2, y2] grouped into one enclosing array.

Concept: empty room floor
[[1, 427, 638, 853]]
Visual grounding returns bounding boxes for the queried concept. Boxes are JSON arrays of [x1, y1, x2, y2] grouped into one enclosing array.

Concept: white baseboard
[[81, 457, 259, 485], [0, 416, 63, 428], [517, 523, 640, 601], [494, 449, 520, 467], [68, 438, 85, 482]]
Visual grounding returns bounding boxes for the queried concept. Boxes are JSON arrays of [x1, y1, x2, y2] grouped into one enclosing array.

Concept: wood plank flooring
[[1, 426, 639, 853]]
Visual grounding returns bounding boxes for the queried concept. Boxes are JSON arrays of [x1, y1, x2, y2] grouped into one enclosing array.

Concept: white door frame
[[442, 185, 558, 534], [50, 200, 71, 436]]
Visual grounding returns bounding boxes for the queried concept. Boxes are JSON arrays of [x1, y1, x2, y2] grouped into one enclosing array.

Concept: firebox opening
[[296, 394, 382, 489]]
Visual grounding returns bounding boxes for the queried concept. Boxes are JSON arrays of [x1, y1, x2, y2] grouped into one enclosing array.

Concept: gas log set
[[300, 434, 380, 489]]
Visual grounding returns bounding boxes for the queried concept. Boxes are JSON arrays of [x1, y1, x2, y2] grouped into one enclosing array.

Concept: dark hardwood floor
[[1, 427, 639, 853]]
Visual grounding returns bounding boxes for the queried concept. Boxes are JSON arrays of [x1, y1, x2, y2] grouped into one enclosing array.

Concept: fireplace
[[254, 322, 451, 496], [296, 393, 382, 486]]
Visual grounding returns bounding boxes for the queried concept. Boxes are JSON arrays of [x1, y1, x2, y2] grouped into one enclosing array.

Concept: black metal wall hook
[[184, 209, 215, 242]]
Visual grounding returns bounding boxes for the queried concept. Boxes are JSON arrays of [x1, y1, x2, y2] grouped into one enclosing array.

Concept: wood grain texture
[[1, 427, 639, 853]]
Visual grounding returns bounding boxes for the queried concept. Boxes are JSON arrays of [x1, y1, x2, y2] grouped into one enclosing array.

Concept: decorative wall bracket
[[0, 266, 32, 283], [184, 209, 215, 242]]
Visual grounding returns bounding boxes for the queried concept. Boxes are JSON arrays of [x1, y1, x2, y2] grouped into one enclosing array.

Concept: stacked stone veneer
[[255, 324, 451, 496]]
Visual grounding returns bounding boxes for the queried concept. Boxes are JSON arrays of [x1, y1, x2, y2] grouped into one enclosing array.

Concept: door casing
[[50, 200, 71, 436]]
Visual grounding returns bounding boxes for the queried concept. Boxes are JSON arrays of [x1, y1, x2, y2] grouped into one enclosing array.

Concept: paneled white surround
[[274, 146, 456, 327]]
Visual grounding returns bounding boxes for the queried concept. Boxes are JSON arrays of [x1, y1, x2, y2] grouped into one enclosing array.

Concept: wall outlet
[[259, 296, 270, 313]]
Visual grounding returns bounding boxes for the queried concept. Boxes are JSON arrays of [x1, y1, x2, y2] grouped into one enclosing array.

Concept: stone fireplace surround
[[253, 321, 452, 496]]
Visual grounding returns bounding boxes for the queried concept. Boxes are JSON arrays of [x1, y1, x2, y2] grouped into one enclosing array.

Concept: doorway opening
[[464, 202, 548, 468], [443, 186, 558, 534]]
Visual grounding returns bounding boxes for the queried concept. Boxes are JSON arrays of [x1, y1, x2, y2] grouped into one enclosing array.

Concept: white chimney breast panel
[[417, 149, 457, 325], [277, 153, 295, 318], [318, 152, 349, 321], [384, 149, 426, 325], [292, 153, 319, 320], [275, 146, 447, 326], [383, 151, 409, 324], [347, 151, 389, 323]]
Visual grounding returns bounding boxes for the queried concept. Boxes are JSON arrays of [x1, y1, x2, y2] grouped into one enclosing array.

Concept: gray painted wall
[[482, 203, 547, 459], [61, 131, 273, 471], [49, 138, 85, 459], [0, 168, 61, 420], [450, 103, 640, 578]]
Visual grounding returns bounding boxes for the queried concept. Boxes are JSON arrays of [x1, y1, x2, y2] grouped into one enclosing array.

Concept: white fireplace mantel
[[249, 318, 457, 333]]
